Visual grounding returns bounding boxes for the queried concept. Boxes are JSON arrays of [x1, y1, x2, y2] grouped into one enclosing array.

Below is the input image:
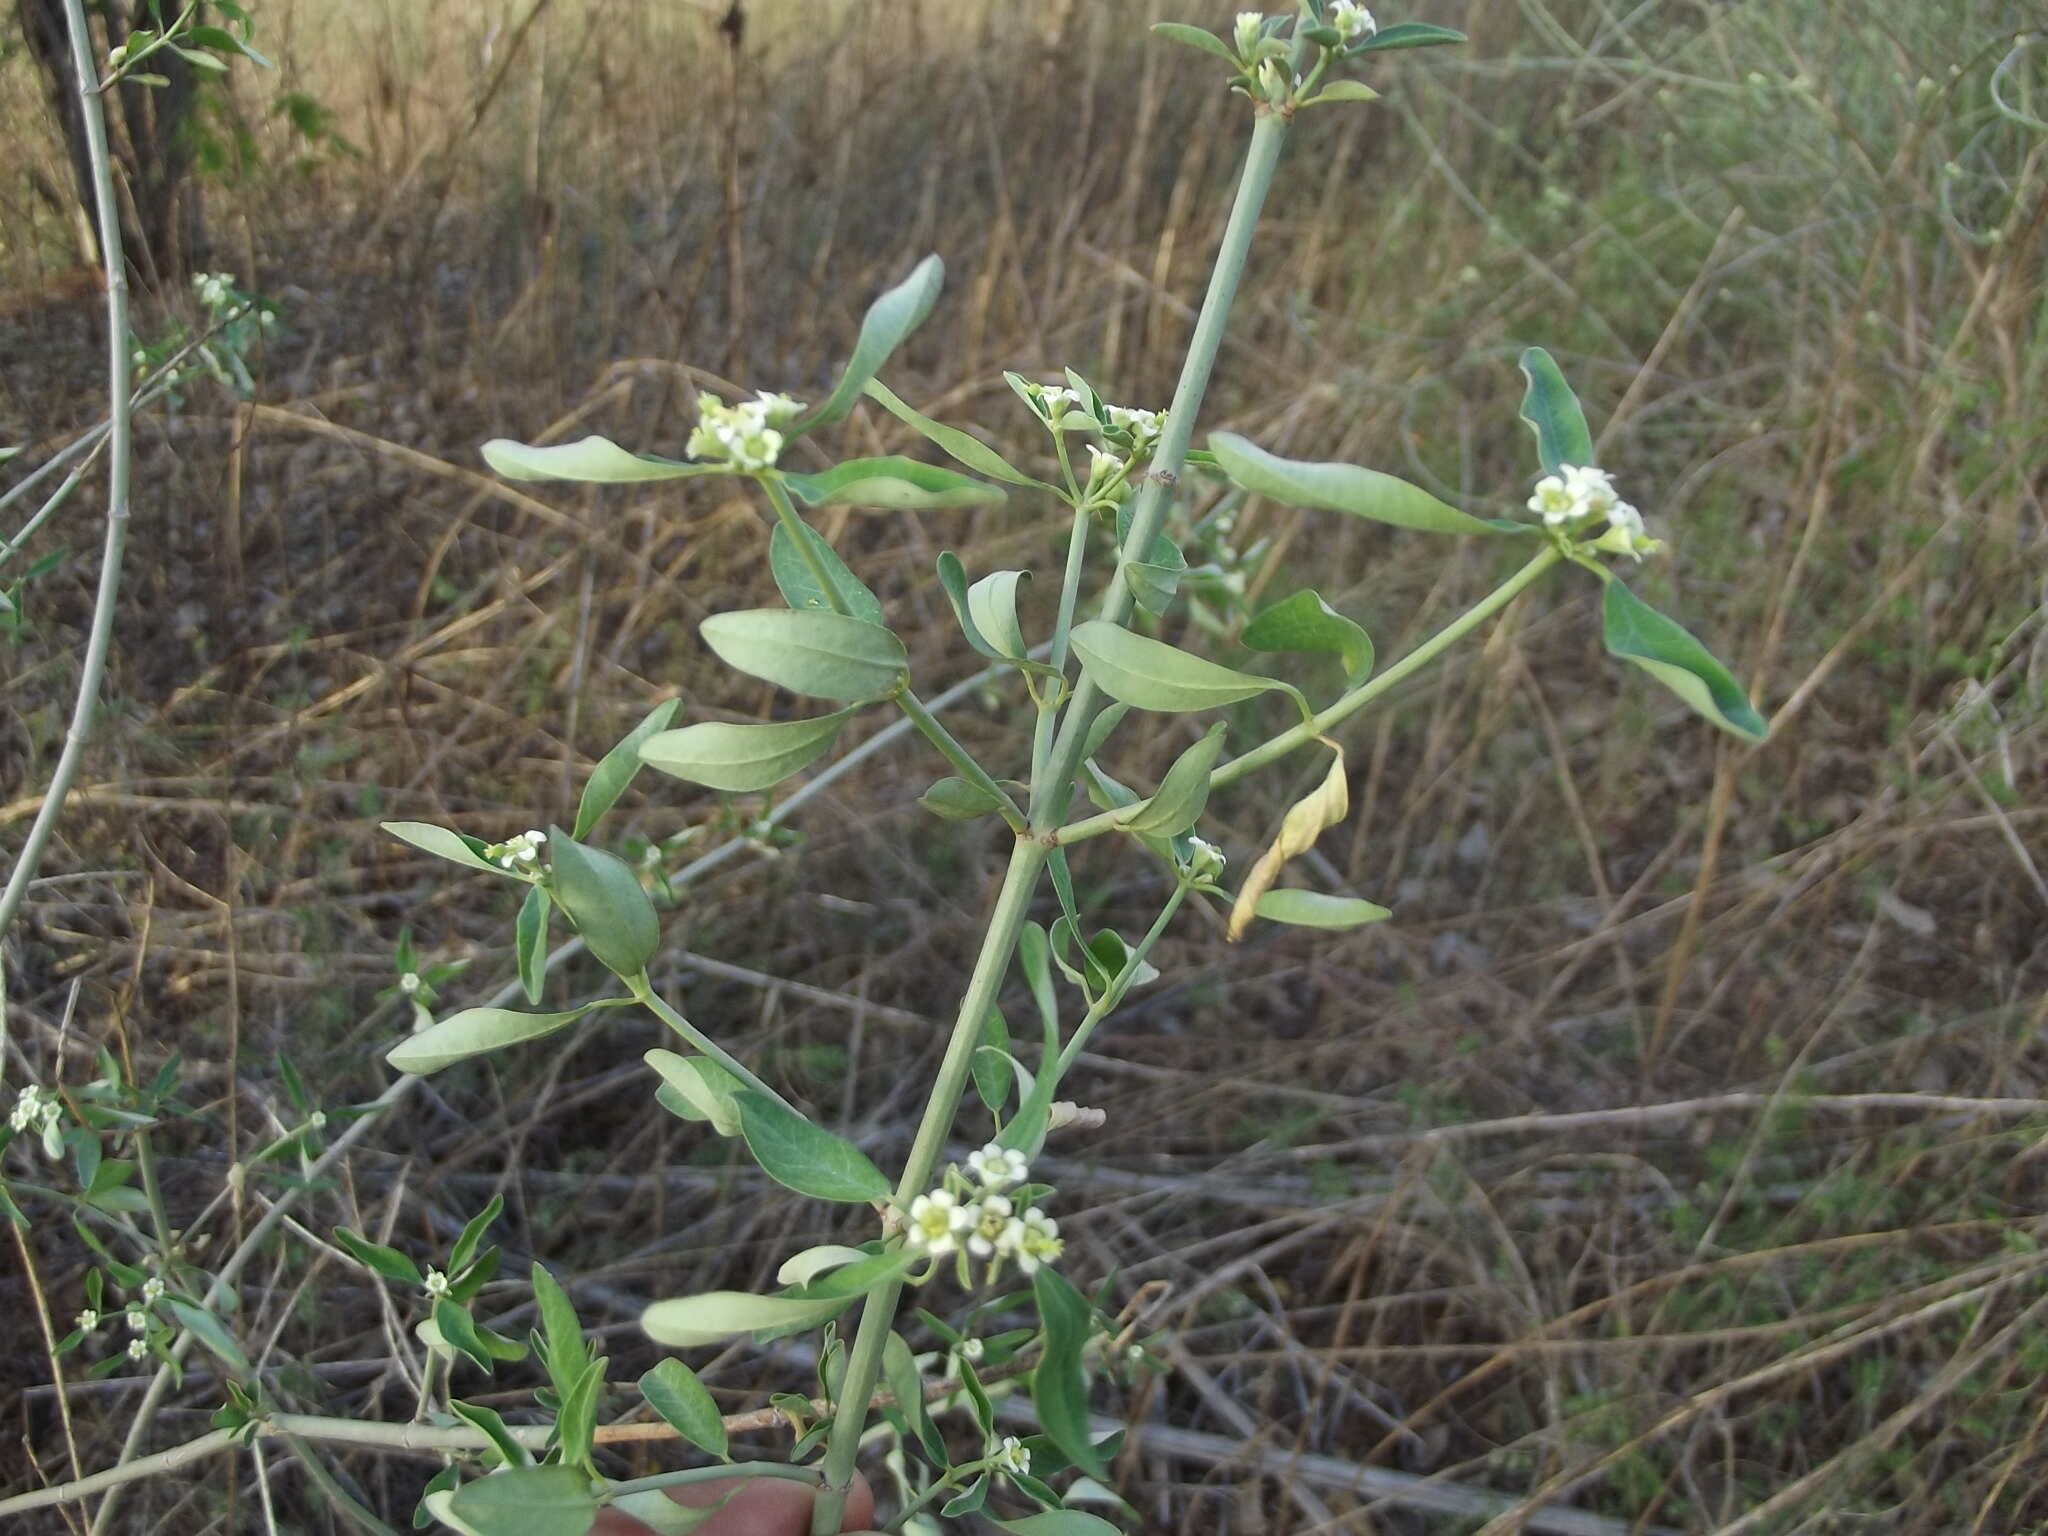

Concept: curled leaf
[[1227, 745, 1351, 941]]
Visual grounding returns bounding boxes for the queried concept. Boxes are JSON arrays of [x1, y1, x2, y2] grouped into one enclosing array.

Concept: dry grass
[[3, 0, 2046, 1530]]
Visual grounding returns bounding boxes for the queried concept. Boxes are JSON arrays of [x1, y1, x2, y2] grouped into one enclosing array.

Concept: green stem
[[810, 839, 1049, 1535], [1055, 883, 1188, 1079], [603, 1463, 822, 1501], [628, 974, 800, 1114], [1029, 94, 1302, 833], [760, 474, 850, 616], [1054, 545, 1564, 846], [1030, 505, 1095, 790], [132, 1128, 176, 1263], [894, 686, 1027, 833]]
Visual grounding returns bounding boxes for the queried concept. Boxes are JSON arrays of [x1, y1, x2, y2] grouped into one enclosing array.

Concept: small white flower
[[141, 1277, 165, 1304], [1233, 11, 1264, 59], [1184, 836, 1227, 882], [8, 1086, 47, 1133], [1329, 1, 1377, 43], [1560, 463, 1619, 517], [1105, 404, 1165, 450], [126, 1338, 149, 1362], [75, 1308, 100, 1333], [1256, 56, 1294, 103], [399, 972, 422, 996], [958, 1336, 985, 1363], [308, 1110, 327, 1130], [906, 1190, 972, 1257], [422, 1268, 452, 1300], [259, 310, 277, 329], [966, 1194, 1013, 1259], [750, 390, 805, 426], [992, 1436, 1031, 1478], [1591, 500, 1662, 561], [997, 1207, 1064, 1275], [126, 1306, 148, 1333], [1085, 444, 1121, 475], [967, 1143, 1029, 1191], [1526, 474, 1577, 526]]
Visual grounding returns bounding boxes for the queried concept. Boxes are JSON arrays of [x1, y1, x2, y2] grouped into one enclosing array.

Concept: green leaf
[[941, 1478, 990, 1518], [432, 1299, 497, 1373], [1240, 590, 1374, 683], [1349, 21, 1467, 51], [381, 821, 503, 875], [861, 379, 1057, 492], [919, 776, 1010, 821], [447, 1399, 531, 1470], [165, 1299, 250, 1374], [1252, 889, 1392, 929], [643, 1051, 743, 1136], [450, 1194, 504, 1274], [1209, 432, 1516, 536], [1016, 922, 1059, 1048], [1602, 579, 1768, 741], [781, 1245, 915, 1301], [1119, 723, 1226, 838], [1081, 703, 1128, 763], [803, 255, 944, 431], [554, 1354, 605, 1473], [1123, 558, 1186, 617], [1070, 621, 1295, 714], [884, 1331, 945, 1462], [642, 1290, 854, 1348], [700, 609, 906, 702], [767, 520, 884, 623], [776, 1245, 873, 1288], [547, 828, 661, 979], [530, 1264, 591, 1400], [639, 712, 851, 793], [514, 886, 549, 1006], [783, 456, 1004, 511], [968, 569, 1031, 659], [387, 1005, 592, 1076], [733, 1090, 890, 1203], [1517, 347, 1595, 475], [1151, 21, 1238, 64], [480, 435, 723, 484], [1304, 80, 1381, 105], [640, 1358, 728, 1460], [973, 1006, 1011, 1113], [575, 699, 681, 839], [445, 1465, 598, 1536], [1030, 1267, 1105, 1478], [990, 1516, 1125, 1536]]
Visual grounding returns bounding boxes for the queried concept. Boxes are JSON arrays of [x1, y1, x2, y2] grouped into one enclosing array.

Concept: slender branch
[[810, 839, 1049, 1534], [1030, 504, 1095, 791], [627, 973, 800, 1112], [892, 686, 1026, 832], [1055, 882, 1188, 1078], [1052, 546, 1564, 846], [0, 0, 136, 943]]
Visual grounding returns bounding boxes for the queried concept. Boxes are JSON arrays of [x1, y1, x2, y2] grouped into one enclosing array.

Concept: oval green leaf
[[803, 255, 944, 431], [446, 1465, 598, 1536], [1069, 620, 1292, 714], [700, 609, 906, 702], [382, 821, 503, 875], [861, 379, 1058, 492], [1119, 723, 1226, 837], [967, 569, 1030, 659], [1349, 21, 1467, 52], [639, 1358, 728, 1460], [639, 712, 851, 793], [643, 1050, 743, 1136], [1517, 346, 1595, 475], [480, 435, 721, 484], [1210, 432, 1515, 536], [547, 828, 661, 978], [641, 1290, 853, 1348], [575, 699, 681, 839], [733, 1089, 890, 1203], [514, 885, 549, 1005], [1602, 579, 1768, 741], [767, 520, 883, 623], [1252, 889, 1393, 929], [918, 776, 1009, 821], [1304, 80, 1380, 106], [782, 456, 1004, 511], [387, 1005, 591, 1076], [1030, 1267, 1106, 1479], [1240, 589, 1374, 683], [1150, 21, 1238, 64]]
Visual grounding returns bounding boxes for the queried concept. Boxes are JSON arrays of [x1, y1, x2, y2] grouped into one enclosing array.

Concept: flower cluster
[[1029, 383, 1167, 461], [1183, 835, 1228, 884], [8, 1083, 64, 1158], [1526, 464, 1662, 562], [903, 1143, 1064, 1282], [1329, 2, 1377, 44], [483, 829, 546, 871], [686, 390, 805, 473]]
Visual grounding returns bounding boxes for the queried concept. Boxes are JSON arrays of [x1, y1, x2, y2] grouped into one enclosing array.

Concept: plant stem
[[132, 1127, 175, 1260], [601, 1463, 821, 1501], [760, 473, 852, 615], [628, 974, 800, 1113], [894, 686, 1027, 833], [0, 0, 136, 944], [810, 838, 1049, 1535], [1055, 882, 1188, 1078], [1030, 504, 1095, 790], [1029, 93, 1302, 833], [1053, 545, 1564, 846]]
